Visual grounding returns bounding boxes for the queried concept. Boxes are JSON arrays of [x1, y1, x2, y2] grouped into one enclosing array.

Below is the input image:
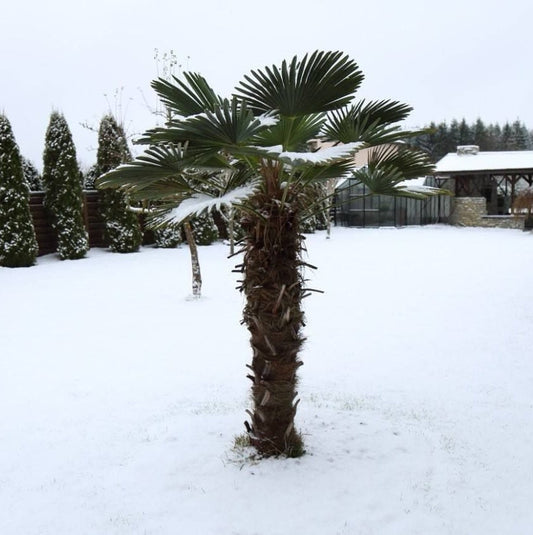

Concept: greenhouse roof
[[435, 149, 533, 175]]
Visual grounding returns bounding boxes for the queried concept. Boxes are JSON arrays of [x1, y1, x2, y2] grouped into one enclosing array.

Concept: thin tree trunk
[[240, 192, 305, 457], [228, 208, 235, 256], [211, 208, 229, 240], [326, 178, 336, 239], [183, 219, 202, 298], [326, 197, 332, 239]]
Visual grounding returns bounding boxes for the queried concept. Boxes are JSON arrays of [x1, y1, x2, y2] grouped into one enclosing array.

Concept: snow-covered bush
[[96, 115, 142, 253], [154, 224, 182, 248], [0, 114, 38, 267], [300, 215, 317, 234], [512, 186, 533, 229], [42, 112, 89, 260], [191, 213, 218, 245], [300, 183, 329, 233]]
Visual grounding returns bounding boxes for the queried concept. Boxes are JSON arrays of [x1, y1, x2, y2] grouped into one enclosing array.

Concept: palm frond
[[139, 99, 273, 157], [294, 159, 356, 187], [148, 182, 259, 227], [95, 143, 231, 193], [353, 145, 438, 198], [151, 72, 222, 117], [262, 142, 361, 167], [368, 145, 435, 179], [96, 144, 191, 189], [252, 113, 325, 151], [323, 100, 413, 145], [235, 51, 364, 116]]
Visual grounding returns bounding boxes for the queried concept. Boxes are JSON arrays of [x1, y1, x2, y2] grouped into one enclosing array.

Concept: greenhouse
[[334, 176, 451, 227]]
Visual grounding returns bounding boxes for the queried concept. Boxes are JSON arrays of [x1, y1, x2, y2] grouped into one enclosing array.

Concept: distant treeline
[[410, 119, 533, 163]]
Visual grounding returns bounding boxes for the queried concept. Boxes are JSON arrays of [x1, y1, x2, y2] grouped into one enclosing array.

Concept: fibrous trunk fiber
[[240, 193, 305, 457]]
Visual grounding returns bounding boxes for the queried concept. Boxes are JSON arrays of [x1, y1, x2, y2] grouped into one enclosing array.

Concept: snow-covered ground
[[1, 225, 533, 535]]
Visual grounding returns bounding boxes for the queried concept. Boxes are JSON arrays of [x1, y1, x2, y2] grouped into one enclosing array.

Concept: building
[[329, 141, 450, 228], [434, 146, 533, 229]]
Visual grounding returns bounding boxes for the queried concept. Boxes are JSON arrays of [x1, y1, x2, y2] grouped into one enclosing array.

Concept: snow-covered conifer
[[96, 115, 142, 253], [82, 163, 98, 190], [0, 115, 38, 267], [42, 112, 89, 260], [21, 157, 43, 191]]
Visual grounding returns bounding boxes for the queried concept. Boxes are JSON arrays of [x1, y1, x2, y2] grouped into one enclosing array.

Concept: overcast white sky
[[2, 0, 532, 170]]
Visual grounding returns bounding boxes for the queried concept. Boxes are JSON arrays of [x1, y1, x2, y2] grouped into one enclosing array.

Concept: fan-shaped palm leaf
[[353, 145, 436, 197], [323, 99, 415, 145], [293, 159, 356, 187], [150, 183, 258, 227], [151, 72, 222, 117], [139, 99, 275, 159], [252, 113, 325, 151], [95, 143, 229, 192], [235, 50, 364, 116]]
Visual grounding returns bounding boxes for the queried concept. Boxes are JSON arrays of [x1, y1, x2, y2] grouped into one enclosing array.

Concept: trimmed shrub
[[154, 224, 182, 248], [191, 213, 218, 245], [42, 112, 89, 260], [0, 115, 38, 267]]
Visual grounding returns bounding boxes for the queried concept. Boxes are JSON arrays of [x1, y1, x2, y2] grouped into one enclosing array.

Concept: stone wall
[[480, 215, 526, 230], [450, 197, 525, 230]]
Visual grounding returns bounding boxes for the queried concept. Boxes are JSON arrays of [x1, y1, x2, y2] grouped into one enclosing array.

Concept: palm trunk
[[240, 191, 306, 457], [183, 219, 202, 298]]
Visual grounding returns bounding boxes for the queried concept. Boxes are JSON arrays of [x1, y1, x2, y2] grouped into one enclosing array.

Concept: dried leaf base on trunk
[[240, 192, 306, 458]]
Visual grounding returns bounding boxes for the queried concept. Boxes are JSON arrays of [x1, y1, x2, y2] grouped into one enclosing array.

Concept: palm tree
[[97, 51, 436, 457]]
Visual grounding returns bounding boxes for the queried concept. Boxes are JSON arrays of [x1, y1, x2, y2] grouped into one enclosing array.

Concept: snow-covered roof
[[435, 150, 533, 175]]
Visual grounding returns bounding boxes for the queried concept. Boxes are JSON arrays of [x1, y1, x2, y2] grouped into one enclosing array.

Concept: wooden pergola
[[434, 148, 533, 215]]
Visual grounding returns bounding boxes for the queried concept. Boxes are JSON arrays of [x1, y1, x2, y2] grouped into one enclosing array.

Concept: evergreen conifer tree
[[42, 112, 89, 260], [458, 119, 473, 146], [448, 119, 461, 152], [509, 120, 531, 150], [413, 118, 532, 161], [0, 114, 38, 267], [487, 123, 502, 150], [21, 157, 43, 191], [500, 122, 513, 150], [96, 115, 142, 253], [434, 122, 450, 160], [472, 118, 489, 149]]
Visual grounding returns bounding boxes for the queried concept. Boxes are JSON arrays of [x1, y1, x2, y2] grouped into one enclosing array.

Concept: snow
[[265, 141, 363, 165], [398, 184, 442, 195], [1, 226, 533, 534], [256, 113, 279, 127], [159, 184, 257, 224], [435, 150, 533, 174]]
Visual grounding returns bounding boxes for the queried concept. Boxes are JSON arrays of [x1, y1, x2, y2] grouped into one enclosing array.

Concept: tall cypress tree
[[0, 114, 38, 267], [96, 115, 142, 253], [42, 112, 89, 260]]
